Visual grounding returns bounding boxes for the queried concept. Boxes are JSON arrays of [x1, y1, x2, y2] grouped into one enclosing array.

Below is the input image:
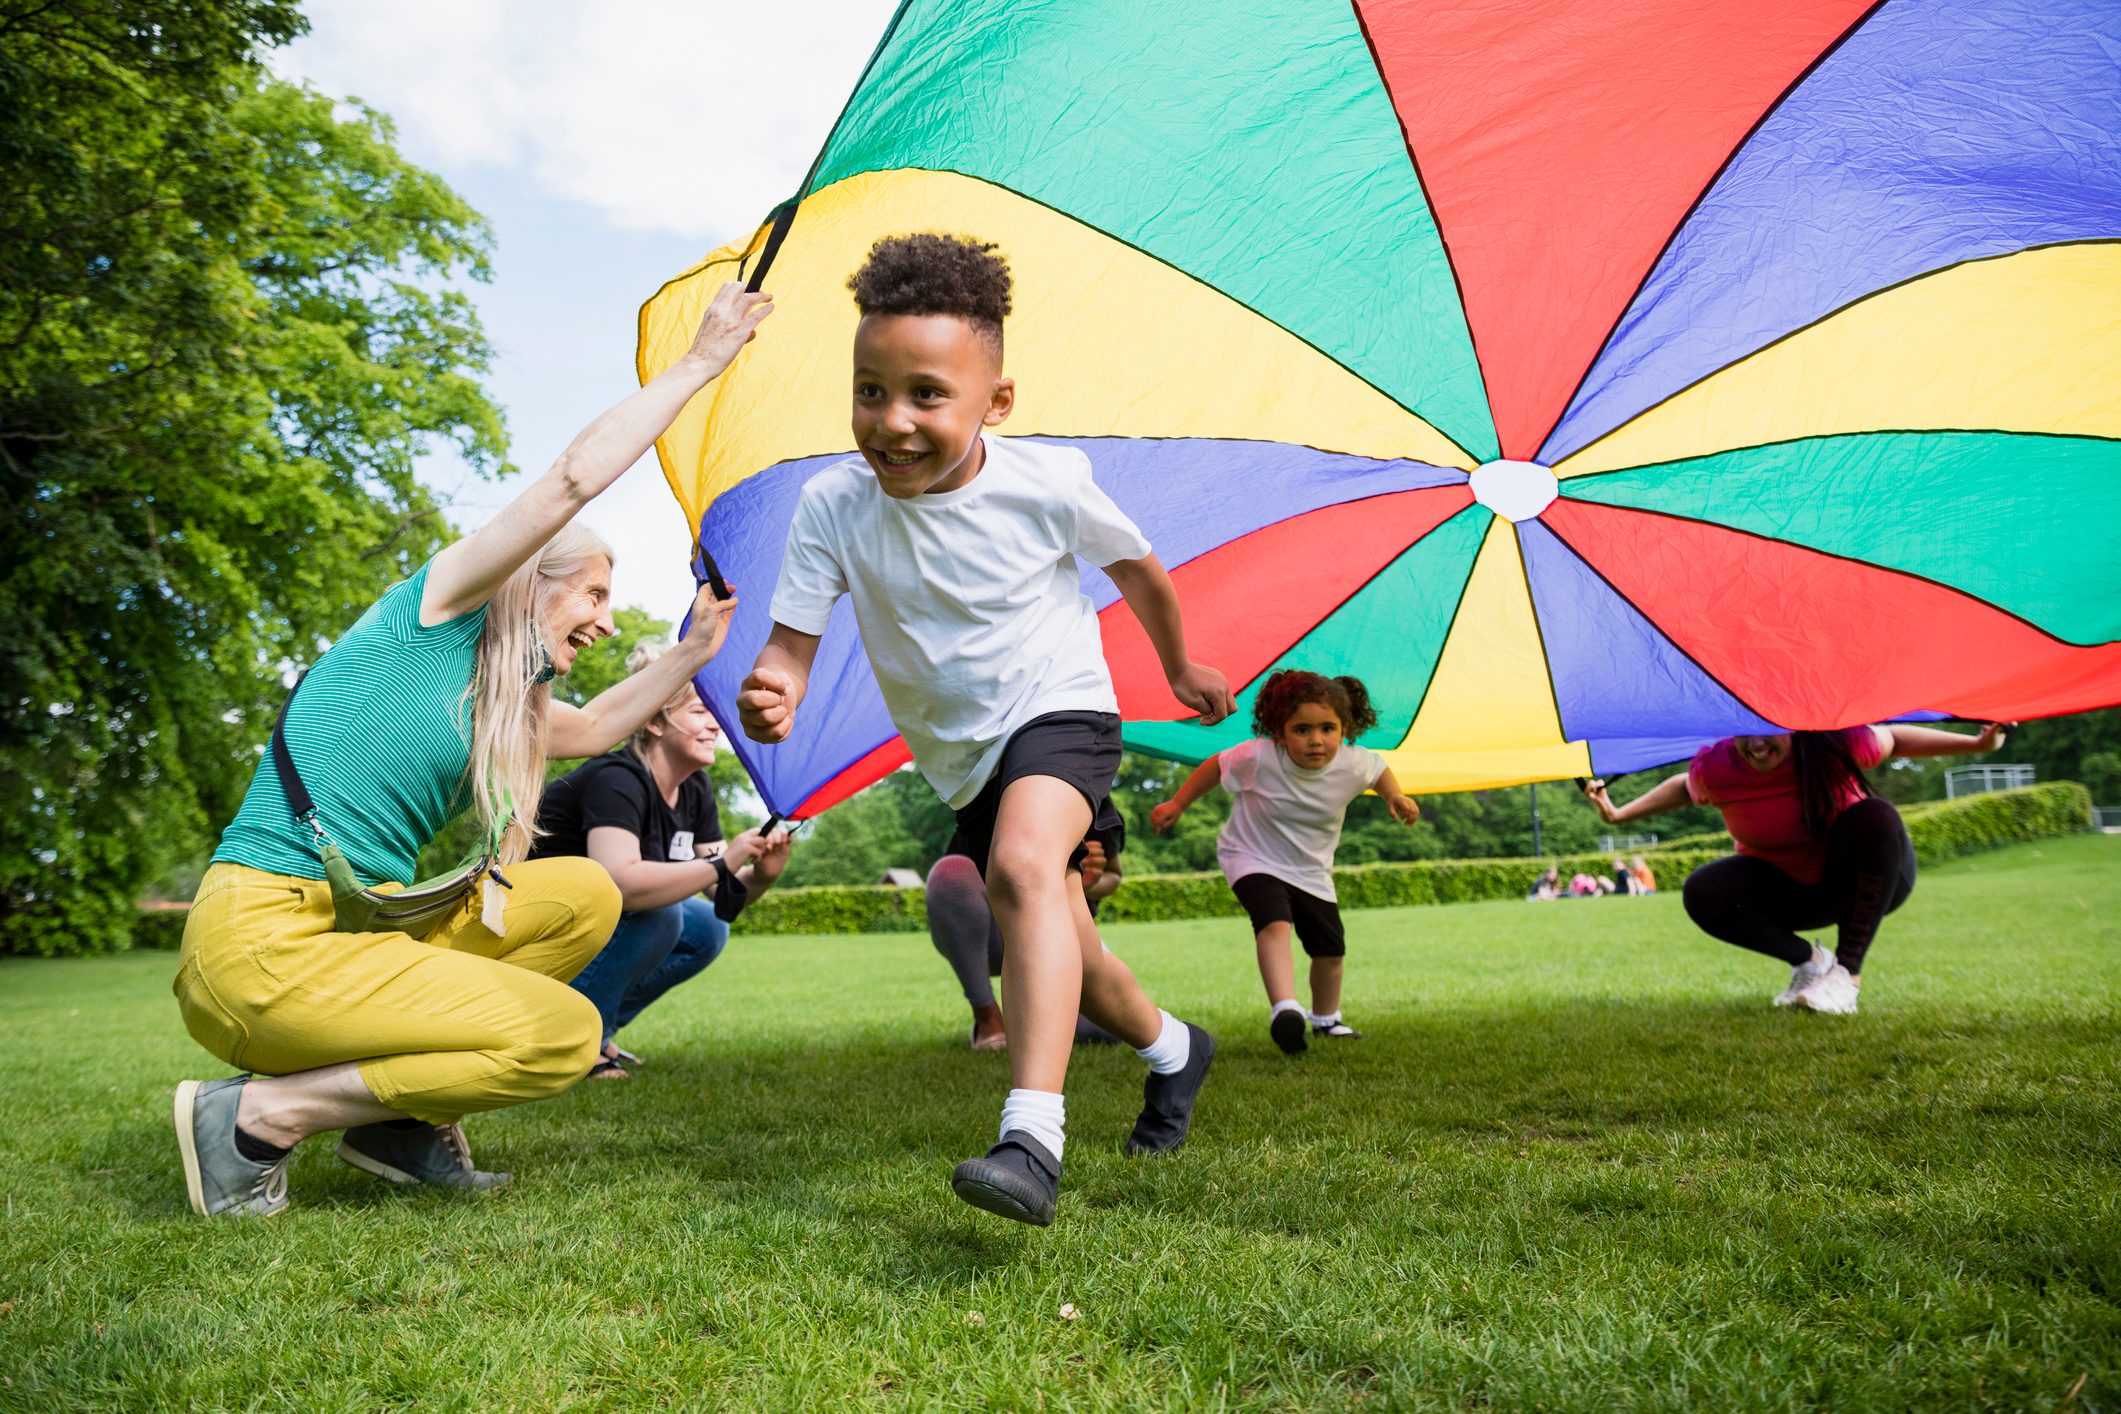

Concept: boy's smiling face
[[852, 312, 1014, 499]]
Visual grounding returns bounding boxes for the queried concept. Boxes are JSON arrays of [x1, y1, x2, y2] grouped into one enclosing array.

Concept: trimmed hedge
[[129, 909, 191, 952], [1897, 780, 2091, 866], [111, 782, 2092, 948], [735, 882, 931, 937], [1096, 849, 1733, 925], [733, 781, 2090, 936]]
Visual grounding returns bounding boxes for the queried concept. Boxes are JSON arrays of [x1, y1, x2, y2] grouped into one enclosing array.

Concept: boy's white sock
[[999, 1088, 1066, 1159], [1308, 1009, 1342, 1029], [1134, 1009, 1192, 1076], [1269, 998, 1304, 1020]]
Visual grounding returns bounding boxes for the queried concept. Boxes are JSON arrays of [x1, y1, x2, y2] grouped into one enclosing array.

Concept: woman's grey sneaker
[[1127, 1022, 1216, 1156], [950, 1131, 1061, 1226], [1270, 1009, 1309, 1056], [1774, 949, 1834, 1007], [173, 1076, 289, 1218], [1311, 1020, 1363, 1040], [337, 1121, 510, 1190], [1790, 961, 1861, 1016]]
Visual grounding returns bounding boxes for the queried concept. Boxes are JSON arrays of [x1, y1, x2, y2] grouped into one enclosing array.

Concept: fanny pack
[[271, 672, 512, 939]]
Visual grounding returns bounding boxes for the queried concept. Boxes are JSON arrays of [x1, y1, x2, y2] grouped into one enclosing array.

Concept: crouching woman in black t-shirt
[[534, 647, 789, 1076]]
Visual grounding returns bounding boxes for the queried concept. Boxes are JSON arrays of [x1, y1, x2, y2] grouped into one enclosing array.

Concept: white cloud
[[274, 0, 893, 239], [266, 0, 898, 621]]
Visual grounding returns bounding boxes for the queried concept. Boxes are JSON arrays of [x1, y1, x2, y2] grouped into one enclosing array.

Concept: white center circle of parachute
[[1468, 459, 1558, 522]]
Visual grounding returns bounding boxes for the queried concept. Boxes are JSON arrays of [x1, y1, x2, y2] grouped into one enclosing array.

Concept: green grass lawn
[[3, 835, 2117, 1412]]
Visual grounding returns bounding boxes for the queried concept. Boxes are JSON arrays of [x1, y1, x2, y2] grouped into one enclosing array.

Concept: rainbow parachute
[[640, 0, 2121, 819]]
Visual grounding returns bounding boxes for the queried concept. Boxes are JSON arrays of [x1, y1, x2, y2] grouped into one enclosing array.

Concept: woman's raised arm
[[1885, 722, 2008, 759], [1583, 771, 1691, 825], [421, 283, 772, 626]]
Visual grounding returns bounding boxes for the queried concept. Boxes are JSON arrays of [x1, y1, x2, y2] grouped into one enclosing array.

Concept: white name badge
[[667, 830, 694, 861]]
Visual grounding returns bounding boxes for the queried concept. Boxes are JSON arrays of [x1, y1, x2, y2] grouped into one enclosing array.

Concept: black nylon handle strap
[[270, 671, 318, 823], [742, 200, 797, 294], [697, 550, 731, 604]]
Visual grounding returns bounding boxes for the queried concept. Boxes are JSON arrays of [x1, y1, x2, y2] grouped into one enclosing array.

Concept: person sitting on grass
[[532, 643, 791, 1079], [1150, 671, 1419, 1056], [1629, 855, 1658, 895], [1527, 865, 1561, 902], [927, 827, 1127, 1052], [1583, 722, 2009, 1014], [171, 282, 771, 1219], [737, 233, 1234, 1227]]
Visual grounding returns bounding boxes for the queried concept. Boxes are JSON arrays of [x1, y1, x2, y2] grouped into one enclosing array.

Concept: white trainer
[[1792, 962, 1860, 1015], [1773, 946, 1834, 1007]]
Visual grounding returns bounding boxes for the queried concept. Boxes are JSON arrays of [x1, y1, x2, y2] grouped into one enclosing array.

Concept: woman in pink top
[[1583, 724, 2008, 1014]]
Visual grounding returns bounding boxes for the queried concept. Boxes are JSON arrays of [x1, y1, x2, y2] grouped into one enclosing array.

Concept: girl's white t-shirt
[[1215, 736, 1385, 902], [769, 433, 1151, 809]]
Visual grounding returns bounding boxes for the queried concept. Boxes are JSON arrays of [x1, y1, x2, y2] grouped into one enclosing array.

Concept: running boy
[[737, 234, 1234, 1226], [1151, 671, 1418, 1055]]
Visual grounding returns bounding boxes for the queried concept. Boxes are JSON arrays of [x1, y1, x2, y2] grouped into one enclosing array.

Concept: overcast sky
[[272, 0, 894, 621]]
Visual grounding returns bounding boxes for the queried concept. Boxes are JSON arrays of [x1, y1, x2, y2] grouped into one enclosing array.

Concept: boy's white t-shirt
[[769, 433, 1151, 809], [1215, 736, 1386, 902]]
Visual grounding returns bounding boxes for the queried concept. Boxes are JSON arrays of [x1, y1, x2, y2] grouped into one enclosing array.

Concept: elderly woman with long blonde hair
[[171, 283, 772, 1219]]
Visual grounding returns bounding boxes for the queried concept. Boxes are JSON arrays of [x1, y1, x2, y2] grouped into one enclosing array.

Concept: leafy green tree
[[2, 3, 508, 954], [774, 797, 906, 889], [2079, 751, 2121, 807], [775, 770, 951, 888], [2008, 707, 2121, 798], [1335, 794, 1446, 863], [1108, 753, 1224, 874]]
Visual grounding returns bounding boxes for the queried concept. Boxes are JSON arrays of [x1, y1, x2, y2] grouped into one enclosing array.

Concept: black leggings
[[926, 854, 1005, 1009], [1681, 797, 1915, 975], [924, 853, 1120, 1043]]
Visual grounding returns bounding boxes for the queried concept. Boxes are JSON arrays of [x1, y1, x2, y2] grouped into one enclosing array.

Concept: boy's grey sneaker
[[174, 1076, 289, 1218], [1127, 1022, 1216, 1156], [951, 1130, 1061, 1226], [1270, 1009, 1309, 1055], [337, 1121, 511, 1190]]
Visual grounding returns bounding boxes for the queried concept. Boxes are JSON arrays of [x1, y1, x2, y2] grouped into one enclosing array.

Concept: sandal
[[969, 1024, 1007, 1053], [587, 1056, 631, 1080]]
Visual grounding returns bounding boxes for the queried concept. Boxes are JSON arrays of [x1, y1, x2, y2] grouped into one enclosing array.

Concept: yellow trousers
[[175, 859, 620, 1124]]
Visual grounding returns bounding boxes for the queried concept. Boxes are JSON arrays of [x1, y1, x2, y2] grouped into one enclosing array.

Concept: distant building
[[879, 868, 924, 889]]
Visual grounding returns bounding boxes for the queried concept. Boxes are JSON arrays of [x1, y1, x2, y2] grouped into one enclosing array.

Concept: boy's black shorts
[[1230, 873, 1346, 958], [946, 711, 1125, 877]]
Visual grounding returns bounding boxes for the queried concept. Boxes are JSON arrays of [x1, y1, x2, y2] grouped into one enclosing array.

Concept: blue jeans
[[569, 895, 730, 1043]]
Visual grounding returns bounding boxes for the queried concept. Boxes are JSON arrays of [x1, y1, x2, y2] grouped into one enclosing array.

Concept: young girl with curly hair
[[1152, 671, 1419, 1055]]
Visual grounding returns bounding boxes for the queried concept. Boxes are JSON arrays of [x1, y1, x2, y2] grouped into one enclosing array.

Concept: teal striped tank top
[[214, 560, 489, 886]]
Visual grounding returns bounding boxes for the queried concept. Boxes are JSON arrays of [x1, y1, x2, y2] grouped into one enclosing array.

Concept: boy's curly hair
[[847, 234, 1012, 351], [1250, 670, 1380, 743]]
